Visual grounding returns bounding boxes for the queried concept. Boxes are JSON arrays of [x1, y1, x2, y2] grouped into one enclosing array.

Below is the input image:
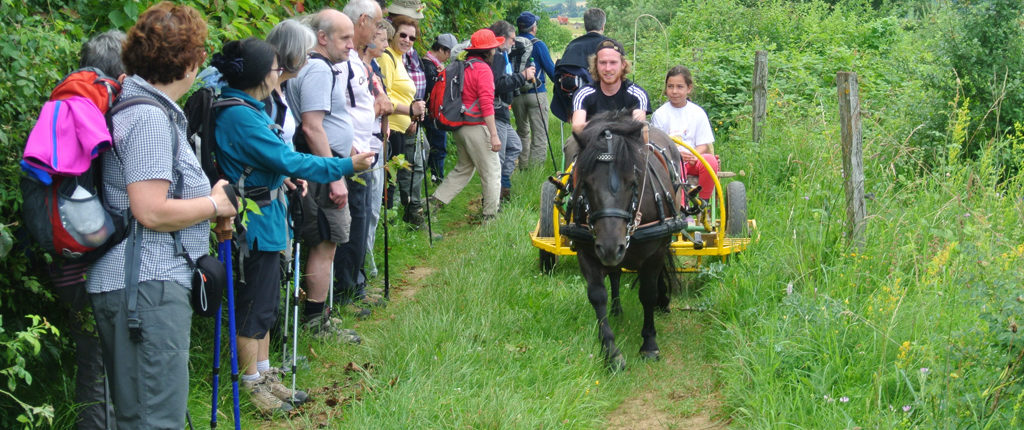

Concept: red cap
[[468, 29, 503, 50]]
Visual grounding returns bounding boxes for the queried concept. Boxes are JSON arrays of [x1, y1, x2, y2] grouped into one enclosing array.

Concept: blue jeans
[[496, 120, 522, 189]]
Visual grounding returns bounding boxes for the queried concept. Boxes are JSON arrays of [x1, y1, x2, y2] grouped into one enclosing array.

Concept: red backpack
[[18, 69, 155, 262], [428, 58, 484, 131], [50, 67, 121, 114]]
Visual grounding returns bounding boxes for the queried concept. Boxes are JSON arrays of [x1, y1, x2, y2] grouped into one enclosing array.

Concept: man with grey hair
[[50, 29, 127, 430], [334, 0, 386, 317], [285, 9, 362, 341], [80, 29, 127, 78]]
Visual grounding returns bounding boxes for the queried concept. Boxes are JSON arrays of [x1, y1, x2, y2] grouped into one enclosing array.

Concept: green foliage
[[1, 315, 60, 428], [938, 0, 1024, 155]]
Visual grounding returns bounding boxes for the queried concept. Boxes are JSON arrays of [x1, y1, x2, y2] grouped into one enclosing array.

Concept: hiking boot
[[242, 375, 293, 415], [500, 187, 511, 202], [403, 206, 425, 229], [360, 293, 387, 307], [263, 368, 309, 406], [302, 314, 362, 344], [343, 303, 373, 319], [427, 196, 445, 213]]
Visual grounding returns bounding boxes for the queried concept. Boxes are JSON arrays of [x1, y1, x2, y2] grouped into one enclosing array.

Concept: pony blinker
[[600, 129, 620, 191], [597, 129, 614, 162]]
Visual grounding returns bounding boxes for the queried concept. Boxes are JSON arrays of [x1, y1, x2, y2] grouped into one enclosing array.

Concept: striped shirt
[[86, 76, 212, 294], [571, 79, 651, 120]]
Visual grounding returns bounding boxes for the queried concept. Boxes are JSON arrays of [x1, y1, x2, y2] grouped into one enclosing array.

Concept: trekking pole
[[559, 122, 565, 170], [285, 183, 304, 402], [383, 166, 391, 300], [289, 240, 301, 401], [216, 226, 242, 430], [328, 263, 335, 317], [281, 245, 291, 367], [531, 81, 557, 173], [417, 124, 434, 246]]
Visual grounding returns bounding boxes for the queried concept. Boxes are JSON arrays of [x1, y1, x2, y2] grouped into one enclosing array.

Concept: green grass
[[187, 101, 724, 428]]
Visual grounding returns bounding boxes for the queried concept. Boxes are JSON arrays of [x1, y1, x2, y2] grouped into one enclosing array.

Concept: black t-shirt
[[571, 79, 651, 120]]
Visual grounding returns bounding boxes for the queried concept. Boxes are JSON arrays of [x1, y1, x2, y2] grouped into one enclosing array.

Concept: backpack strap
[[109, 95, 181, 343], [212, 96, 282, 202], [308, 53, 339, 115], [345, 60, 356, 108]]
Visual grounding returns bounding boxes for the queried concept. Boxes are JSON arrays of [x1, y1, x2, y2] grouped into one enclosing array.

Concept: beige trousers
[[511, 91, 550, 168], [432, 124, 501, 216]]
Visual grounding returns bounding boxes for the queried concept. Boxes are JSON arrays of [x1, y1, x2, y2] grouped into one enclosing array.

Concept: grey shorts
[[299, 180, 351, 245]]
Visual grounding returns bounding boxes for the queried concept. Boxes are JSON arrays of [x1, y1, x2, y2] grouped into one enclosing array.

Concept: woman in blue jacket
[[210, 38, 374, 415]]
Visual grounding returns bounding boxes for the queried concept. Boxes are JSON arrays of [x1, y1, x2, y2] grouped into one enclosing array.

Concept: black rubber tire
[[539, 181, 558, 273], [725, 181, 747, 237]]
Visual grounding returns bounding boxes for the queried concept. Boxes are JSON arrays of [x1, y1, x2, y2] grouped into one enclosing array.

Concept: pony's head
[[572, 110, 646, 266]]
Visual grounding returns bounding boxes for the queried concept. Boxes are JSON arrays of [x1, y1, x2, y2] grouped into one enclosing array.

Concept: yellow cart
[[530, 138, 757, 273]]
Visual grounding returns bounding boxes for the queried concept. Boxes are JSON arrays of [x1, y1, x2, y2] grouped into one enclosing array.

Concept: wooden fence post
[[837, 71, 866, 249], [752, 51, 767, 143]]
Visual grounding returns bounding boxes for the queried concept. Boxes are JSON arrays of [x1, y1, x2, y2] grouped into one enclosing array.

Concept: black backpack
[[182, 86, 250, 185]]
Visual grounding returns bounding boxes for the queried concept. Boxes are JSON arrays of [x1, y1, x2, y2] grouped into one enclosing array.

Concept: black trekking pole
[[417, 124, 435, 246], [532, 82, 557, 172], [382, 149, 391, 300]]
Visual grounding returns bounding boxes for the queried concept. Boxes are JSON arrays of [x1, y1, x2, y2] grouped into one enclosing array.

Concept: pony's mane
[[575, 110, 645, 177]]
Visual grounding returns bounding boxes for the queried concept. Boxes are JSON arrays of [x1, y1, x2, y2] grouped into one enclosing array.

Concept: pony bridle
[[579, 129, 651, 247]]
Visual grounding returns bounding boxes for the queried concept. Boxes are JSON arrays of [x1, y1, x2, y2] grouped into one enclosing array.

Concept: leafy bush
[[938, 0, 1024, 156]]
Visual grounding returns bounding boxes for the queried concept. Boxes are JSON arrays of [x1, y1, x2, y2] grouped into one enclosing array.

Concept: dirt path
[[604, 301, 729, 430]]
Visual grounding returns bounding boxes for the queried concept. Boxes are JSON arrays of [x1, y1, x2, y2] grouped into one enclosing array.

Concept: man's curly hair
[[122, 2, 208, 85]]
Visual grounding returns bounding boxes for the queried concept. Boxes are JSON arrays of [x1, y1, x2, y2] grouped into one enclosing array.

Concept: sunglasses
[[399, 32, 417, 42]]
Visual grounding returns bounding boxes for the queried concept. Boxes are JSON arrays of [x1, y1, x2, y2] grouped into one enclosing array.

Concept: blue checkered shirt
[[86, 76, 212, 293]]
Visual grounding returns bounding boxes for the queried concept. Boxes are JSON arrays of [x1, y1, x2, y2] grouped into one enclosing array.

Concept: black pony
[[562, 111, 686, 371]]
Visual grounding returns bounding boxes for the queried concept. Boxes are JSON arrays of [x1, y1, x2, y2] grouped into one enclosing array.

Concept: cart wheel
[[539, 181, 558, 273], [725, 181, 747, 237]]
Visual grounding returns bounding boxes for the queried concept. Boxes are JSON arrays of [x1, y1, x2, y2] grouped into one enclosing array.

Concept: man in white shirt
[[335, 0, 385, 315]]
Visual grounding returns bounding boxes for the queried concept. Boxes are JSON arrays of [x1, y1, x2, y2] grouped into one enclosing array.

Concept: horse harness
[[559, 128, 688, 247]]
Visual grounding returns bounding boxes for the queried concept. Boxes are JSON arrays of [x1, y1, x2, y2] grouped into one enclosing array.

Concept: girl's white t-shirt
[[650, 101, 715, 156]]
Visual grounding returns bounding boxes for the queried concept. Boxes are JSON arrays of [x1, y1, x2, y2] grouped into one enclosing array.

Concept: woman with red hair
[[86, 3, 236, 427]]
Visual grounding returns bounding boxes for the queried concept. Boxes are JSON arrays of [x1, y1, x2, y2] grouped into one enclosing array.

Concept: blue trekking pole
[[217, 233, 242, 430]]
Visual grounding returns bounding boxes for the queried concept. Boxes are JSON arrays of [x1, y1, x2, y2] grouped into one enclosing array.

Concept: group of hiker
[[27, 1, 723, 428]]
